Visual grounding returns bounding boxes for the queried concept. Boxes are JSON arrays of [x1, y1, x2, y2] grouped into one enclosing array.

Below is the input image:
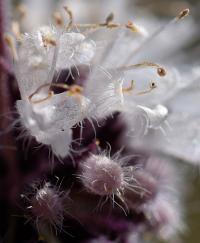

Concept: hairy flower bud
[[29, 182, 65, 230], [80, 154, 124, 196]]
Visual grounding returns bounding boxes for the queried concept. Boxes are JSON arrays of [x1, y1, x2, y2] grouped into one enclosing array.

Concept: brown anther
[[69, 85, 83, 95], [106, 12, 114, 24], [53, 12, 64, 27], [126, 21, 138, 32], [157, 67, 166, 77], [136, 81, 157, 95], [150, 81, 157, 89], [178, 8, 190, 19], [95, 139, 100, 146]]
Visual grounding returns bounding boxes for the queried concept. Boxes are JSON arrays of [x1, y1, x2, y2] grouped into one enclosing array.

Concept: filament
[[11, 21, 22, 41], [28, 83, 83, 104], [115, 62, 167, 77], [125, 8, 190, 63], [63, 11, 143, 34], [122, 80, 135, 93], [64, 6, 74, 30], [136, 81, 157, 95]]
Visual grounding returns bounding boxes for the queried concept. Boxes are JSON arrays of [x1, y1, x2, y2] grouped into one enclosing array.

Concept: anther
[[126, 21, 139, 32], [157, 67, 166, 77], [116, 62, 167, 77], [53, 11, 64, 27], [106, 12, 114, 25], [67, 85, 83, 96], [177, 8, 190, 20], [4, 34, 18, 60], [150, 81, 157, 89], [136, 81, 157, 95], [95, 139, 100, 146]]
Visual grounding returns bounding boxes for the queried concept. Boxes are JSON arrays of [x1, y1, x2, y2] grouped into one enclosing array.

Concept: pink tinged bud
[[30, 182, 64, 228], [145, 194, 183, 240], [80, 155, 124, 196], [124, 169, 158, 209]]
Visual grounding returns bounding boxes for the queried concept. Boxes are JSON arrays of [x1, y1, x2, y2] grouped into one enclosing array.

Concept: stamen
[[125, 8, 190, 63], [28, 83, 69, 104], [28, 83, 83, 104], [95, 139, 100, 146], [53, 11, 64, 27], [122, 80, 135, 93], [29, 90, 53, 104], [116, 62, 167, 77], [177, 8, 190, 20], [63, 6, 73, 30], [11, 21, 22, 41], [4, 34, 18, 60], [105, 12, 114, 25], [70, 12, 142, 34], [157, 67, 166, 77], [67, 85, 83, 96], [126, 21, 140, 32], [136, 81, 157, 95]]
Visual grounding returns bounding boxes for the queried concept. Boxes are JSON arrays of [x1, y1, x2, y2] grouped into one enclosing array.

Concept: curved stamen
[[64, 6, 74, 30], [63, 7, 143, 34], [125, 8, 190, 63], [122, 80, 135, 93], [136, 81, 157, 95], [115, 62, 167, 77], [28, 83, 83, 104]]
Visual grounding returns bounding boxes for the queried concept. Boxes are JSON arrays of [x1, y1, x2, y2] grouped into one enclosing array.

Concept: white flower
[[14, 22, 97, 157]]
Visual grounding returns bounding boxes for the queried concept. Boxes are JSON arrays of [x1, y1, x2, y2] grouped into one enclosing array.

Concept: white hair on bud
[[79, 154, 124, 196], [78, 152, 146, 213], [23, 181, 66, 232], [143, 193, 183, 240]]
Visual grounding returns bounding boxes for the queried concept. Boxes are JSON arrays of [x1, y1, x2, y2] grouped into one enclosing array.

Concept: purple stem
[[0, 0, 20, 203]]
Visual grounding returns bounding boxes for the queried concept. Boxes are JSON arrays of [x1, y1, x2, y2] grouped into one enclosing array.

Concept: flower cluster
[[0, 2, 199, 243]]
